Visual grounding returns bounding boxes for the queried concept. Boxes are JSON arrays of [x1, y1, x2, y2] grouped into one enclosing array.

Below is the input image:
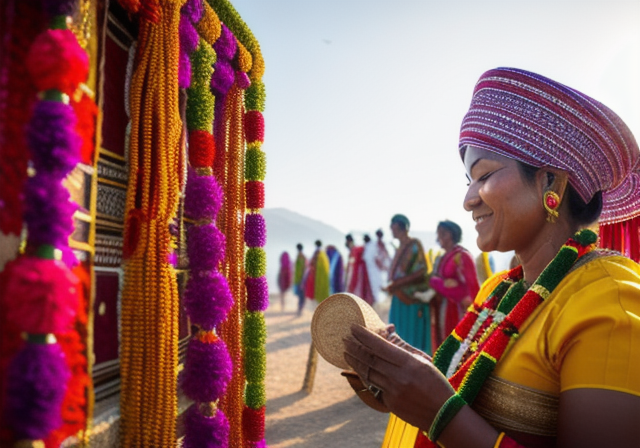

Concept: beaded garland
[[119, 1, 183, 446], [416, 229, 598, 447]]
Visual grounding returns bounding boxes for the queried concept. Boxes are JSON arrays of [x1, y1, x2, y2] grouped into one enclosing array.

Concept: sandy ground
[[265, 292, 392, 448]]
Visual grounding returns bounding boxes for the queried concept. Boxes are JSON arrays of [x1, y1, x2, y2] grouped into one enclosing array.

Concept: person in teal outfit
[[384, 214, 432, 354]]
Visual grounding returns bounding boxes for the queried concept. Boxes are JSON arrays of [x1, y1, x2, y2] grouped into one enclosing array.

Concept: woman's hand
[[343, 324, 454, 431]]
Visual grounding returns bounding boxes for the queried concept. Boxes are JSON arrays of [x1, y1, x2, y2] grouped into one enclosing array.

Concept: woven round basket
[[311, 292, 386, 370]]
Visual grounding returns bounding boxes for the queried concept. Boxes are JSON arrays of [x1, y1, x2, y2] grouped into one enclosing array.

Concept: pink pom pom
[[3, 256, 79, 333], [26, 29, 89, 95]]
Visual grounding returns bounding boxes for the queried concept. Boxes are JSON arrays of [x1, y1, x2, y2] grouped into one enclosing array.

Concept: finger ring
[[367, 383, 383, 400]]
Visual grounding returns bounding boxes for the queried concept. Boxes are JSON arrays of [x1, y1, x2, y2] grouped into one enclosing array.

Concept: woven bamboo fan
[[311, 292, 386, 370]]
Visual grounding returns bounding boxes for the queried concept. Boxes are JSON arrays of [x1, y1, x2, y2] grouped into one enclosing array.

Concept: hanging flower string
[[415, 229, 598, 447], [242, 72, 268, 448], [180, 2, 235, 446], [1, 0, 88, 444], [206, 1, 268, 445], [118, 1, 183, 445]]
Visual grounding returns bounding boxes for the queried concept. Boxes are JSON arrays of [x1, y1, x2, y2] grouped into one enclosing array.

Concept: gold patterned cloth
[[472, 376, 558, 436]]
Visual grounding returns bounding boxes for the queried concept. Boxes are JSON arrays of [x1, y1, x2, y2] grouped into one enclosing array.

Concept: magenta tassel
[[179, 50, 192, 89], [26, 100, 80, 178], [180, 339, 233, 402], [245, 276, 269, 312], [184, 168, 224, 220], [183, 0, 204, 24], [213, 24, 237, 61], [182, 404, 230, 448], [211, 60, 235, 97], [236, 71, 251, 90], [42, 0, 77, 16], [244, 213, 266, 248], [187, 223, 226, 270], [184, 271, 233, 329], [24, 175, 77, 248], [4, 343, 70, 439], [179, 13, 199, 54]]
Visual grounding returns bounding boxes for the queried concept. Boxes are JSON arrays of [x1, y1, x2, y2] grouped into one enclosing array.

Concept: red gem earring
[[544, 191, 560, 223]]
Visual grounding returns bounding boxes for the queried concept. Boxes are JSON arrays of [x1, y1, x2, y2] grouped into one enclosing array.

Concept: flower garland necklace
[[416, 229, 598, 446]]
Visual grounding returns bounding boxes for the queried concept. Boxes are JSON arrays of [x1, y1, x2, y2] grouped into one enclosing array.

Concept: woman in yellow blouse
[[343, 68, 640, 448]]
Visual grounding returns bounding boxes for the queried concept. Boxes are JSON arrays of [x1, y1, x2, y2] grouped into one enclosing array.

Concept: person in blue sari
[[385, 214, 431, 354]]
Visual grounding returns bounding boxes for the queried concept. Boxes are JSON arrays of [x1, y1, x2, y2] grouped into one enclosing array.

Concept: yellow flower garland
[[119, 1, 183, 446]]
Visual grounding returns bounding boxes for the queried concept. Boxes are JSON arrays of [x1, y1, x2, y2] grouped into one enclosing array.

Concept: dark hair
[[437, 220, 462, 244], [315, 240, 322, 248], [296, 243, 303, 251], [363, 234, 371, 243], [345, 234, 354, 242], [375, 229, 383, 238], [517, 162, 603, 225], [391, 214, 410, 231]]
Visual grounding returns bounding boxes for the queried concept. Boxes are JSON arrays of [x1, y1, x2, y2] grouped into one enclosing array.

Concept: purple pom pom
[[248, 440, 267, 448], [187, 223, 226, 269], [42, 0, 77, 16], [210, 61, 235, 97], [182, 404, 229, 448], [183, 0, 204, 24], [179, 50, 192, 89], [213, 25, 237, 61], [27, 100, 80, 178], [4, 343, 70, 439], [180, 14, 199, 54], [184, 271, 233, 329], [245, 276, 269, 312], [24, 175, 77, 248], [180, 338, 233, 402], [244, 214, 266, 248], [184, 168, 223, 220], [236, 71, 251, 90]]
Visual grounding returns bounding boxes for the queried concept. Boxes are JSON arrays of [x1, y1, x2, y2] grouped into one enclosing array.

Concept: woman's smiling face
[[463, 146, 545, 253]]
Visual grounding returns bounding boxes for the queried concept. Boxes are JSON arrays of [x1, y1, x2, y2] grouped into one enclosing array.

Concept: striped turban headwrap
[[459, 67, 639, 225]]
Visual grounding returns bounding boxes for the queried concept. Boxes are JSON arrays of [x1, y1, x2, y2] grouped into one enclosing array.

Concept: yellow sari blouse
[[382, 254, 640, 447]]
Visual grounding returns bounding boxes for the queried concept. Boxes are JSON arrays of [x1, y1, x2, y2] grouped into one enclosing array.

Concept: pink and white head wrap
[[459, 67, 639, 225]]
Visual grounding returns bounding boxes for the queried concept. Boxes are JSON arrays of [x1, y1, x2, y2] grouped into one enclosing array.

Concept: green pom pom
[[245, 79, 266, 112], [190, 41, 216, 88], [245, 381, 266, 408], [245, 148, 266, 181], [244, 345, 266, 384], [186, 89, 215, 131], [246, 248, 267, 277], [244, 312, 267, 347], [574, 228, 597, 246]]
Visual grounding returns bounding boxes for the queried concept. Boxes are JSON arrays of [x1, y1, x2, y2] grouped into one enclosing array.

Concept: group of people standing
[[277, 230, 394, 316], [277, 216, 482, 358]]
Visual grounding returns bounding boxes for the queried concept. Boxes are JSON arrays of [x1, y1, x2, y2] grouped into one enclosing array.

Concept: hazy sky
[[232, 0, 640, 253]]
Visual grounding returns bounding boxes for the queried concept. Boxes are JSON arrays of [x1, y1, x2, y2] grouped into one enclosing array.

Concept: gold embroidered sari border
[[473, 376, 559, 437]]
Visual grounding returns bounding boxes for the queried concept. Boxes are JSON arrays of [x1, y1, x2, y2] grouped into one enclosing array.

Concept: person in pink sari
[[345, 234, 375, 305], [429, 220, 479, 351]]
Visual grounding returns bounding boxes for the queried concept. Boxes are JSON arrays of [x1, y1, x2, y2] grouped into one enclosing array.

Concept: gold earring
[[543, 190, 560, 223]]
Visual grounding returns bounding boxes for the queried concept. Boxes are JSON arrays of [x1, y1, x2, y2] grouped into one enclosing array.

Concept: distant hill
[[263, 208, 347, 291]]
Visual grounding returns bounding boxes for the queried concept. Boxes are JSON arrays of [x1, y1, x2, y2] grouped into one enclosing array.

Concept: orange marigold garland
[[119, 0, 183, 446]]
